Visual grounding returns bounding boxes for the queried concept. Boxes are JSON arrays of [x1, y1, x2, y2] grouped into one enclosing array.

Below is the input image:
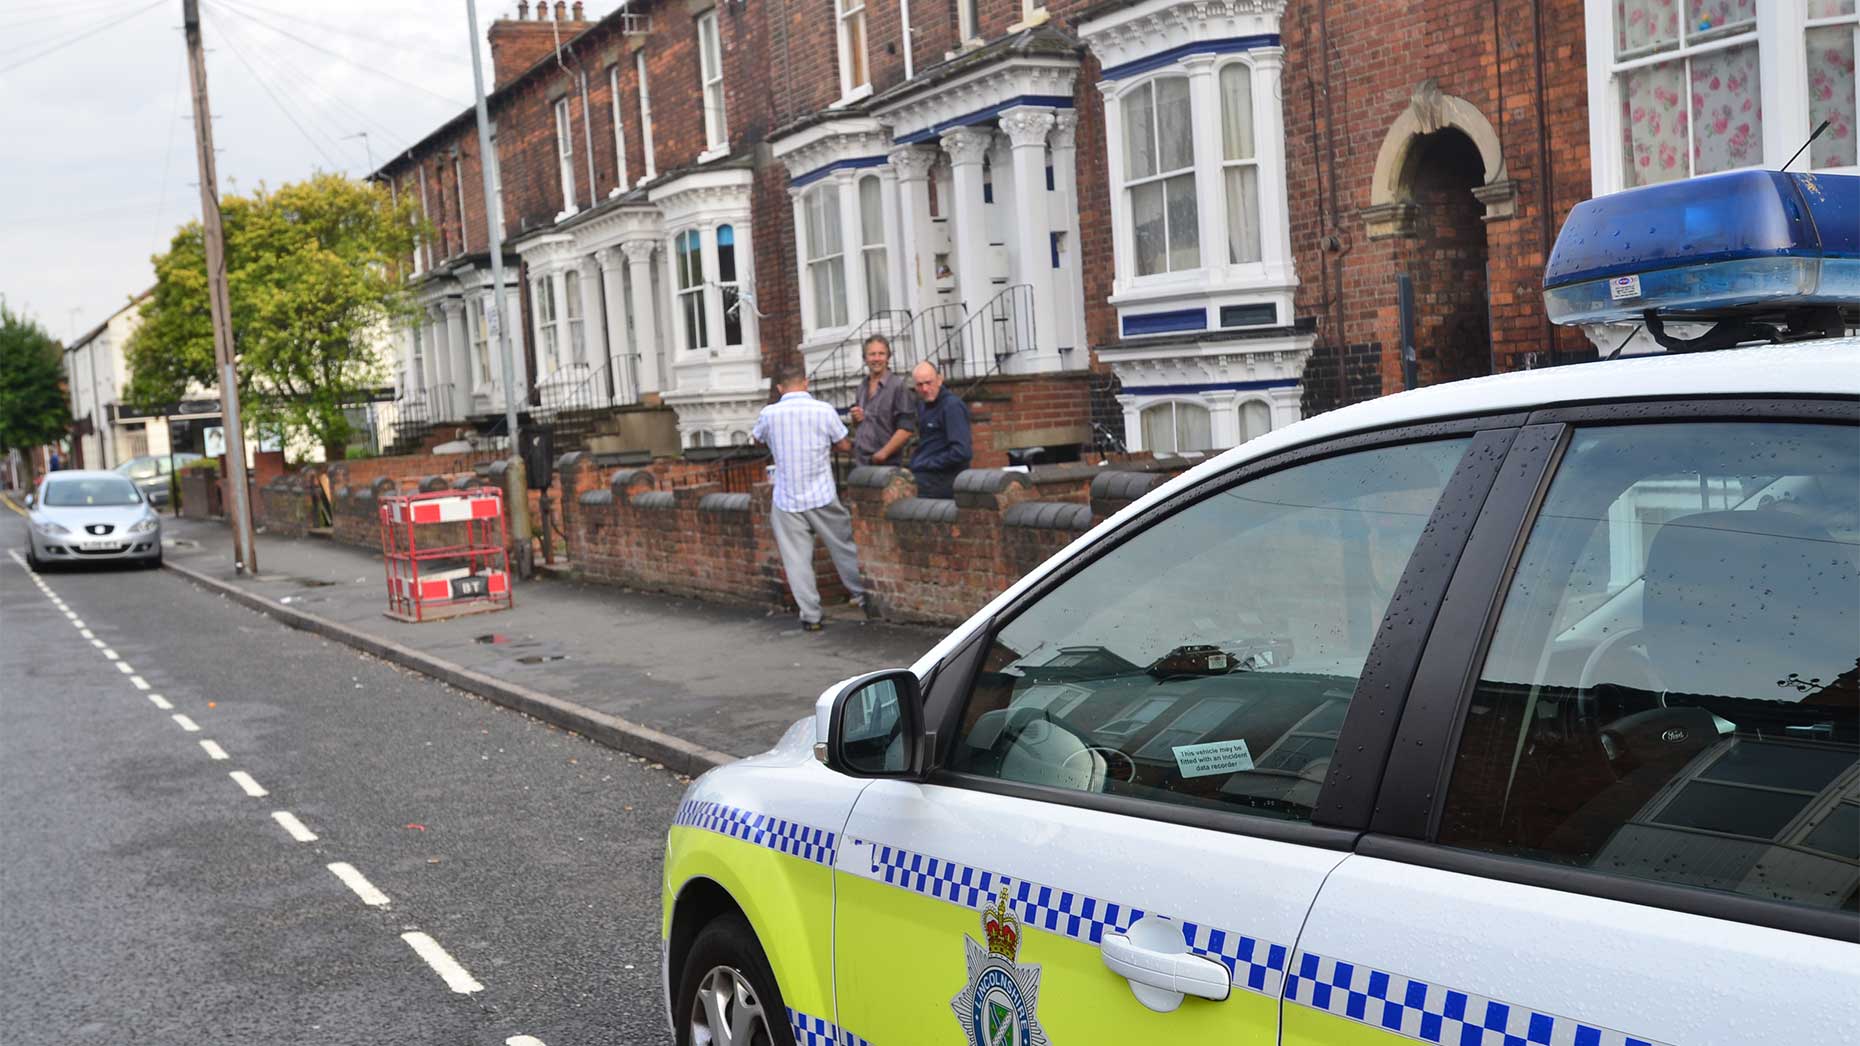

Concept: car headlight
[[130, 517, 160, 534], [34, 520, 70, 536]]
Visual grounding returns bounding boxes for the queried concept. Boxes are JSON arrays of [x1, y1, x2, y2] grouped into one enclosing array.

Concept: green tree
[[126, 173, 423, 460], [0, 302, 71, 482]]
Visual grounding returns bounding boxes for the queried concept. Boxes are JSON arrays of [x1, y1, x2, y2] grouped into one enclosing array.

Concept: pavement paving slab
[[161, 517, 944, 762]]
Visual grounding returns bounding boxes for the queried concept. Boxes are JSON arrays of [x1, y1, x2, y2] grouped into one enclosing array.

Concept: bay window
[[858, 177, 889, 312], [471, 296, 491, 385], [1221, 64, 1262, 265], [698, 10, 727, 152], [804, 184, 848, 329], [554, 98, 578, 213], [718, 224, 743, 347], [1589, 1, 1857, 193], [564, 268, 586, 364], [838, 0, 869, 98], [1123, 76, 1199, 276], [1140, 401, 1211, 454], [675, 229, 708, 352]]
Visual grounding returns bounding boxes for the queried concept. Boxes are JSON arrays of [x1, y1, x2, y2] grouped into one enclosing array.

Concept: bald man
[[906, 362, 972, 499]]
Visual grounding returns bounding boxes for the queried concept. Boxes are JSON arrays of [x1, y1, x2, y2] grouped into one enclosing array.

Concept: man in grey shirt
[[849, 335, 915, 467]]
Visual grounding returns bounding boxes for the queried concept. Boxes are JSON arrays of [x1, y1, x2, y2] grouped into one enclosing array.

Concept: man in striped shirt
[[751, 363, 870, 631]]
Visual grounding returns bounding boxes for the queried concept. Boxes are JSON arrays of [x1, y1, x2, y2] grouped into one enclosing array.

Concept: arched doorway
[[1407, 128, 1491, 385]]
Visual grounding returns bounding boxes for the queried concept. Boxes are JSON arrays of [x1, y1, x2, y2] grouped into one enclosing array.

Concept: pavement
[[154, 513, 942, 768], [0, 510, 687, 1043]]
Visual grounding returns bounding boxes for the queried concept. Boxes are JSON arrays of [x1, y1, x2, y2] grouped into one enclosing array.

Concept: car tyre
[[674, 911, 793, 1046], [25, 545, 43, 573]]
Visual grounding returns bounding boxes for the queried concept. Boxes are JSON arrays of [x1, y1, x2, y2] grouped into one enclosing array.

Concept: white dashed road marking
[[507, 1037, 549, 1046], [229, 771, 268, 797], [199, 740, 228, 760], [148, 694, 173, 710], [171, 714, 200, 733], [102, 648, 119, 660], [401, 932, 483, 994], [71, 619, 85, 628], [129, 676, 150, 690], [327, 863, 390, 907], [90, 639, 105, 649], [271, 811, 318, 843], [115, 662, 134, 675]]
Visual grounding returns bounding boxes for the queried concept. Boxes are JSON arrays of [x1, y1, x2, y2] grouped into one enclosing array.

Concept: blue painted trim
[[1122, 307, 1208, 337], [895, 95, 1076, 144], [790, 154, 889, 189], [1124, 378, 1299, 395], [1101, 34, 1282, 81]]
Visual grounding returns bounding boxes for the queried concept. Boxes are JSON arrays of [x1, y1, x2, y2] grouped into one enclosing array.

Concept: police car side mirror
[[819, 669, 926, 778]]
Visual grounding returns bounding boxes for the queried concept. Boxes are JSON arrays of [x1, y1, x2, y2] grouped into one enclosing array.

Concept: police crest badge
[[951, 887, 1049, 1046]]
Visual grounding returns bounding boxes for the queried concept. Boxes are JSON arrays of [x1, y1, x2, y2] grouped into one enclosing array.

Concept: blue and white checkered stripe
[[853, 839, 1288, 997], [1285, 950, 1667, 1046], [672, 800, 838, 867], [787, 1007, 872, 1046]]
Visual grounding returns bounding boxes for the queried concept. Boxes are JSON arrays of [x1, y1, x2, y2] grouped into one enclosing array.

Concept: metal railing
[[388, 382, 453, 453], [537, 354, 644, 424], [532, 361, 591, 415], [927, 284, 1034, 384]]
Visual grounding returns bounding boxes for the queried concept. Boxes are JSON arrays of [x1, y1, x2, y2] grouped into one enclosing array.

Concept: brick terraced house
[[375, 0, 1857, 460]]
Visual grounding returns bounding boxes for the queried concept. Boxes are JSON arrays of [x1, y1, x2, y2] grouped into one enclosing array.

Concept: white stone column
[[698, 221, 724, 355], [727, 218, 757, 356], [834, 169, 869, 330], [426, 305, 452, 418], [1098, 80, 1132, 295], [1203, 390, 1241, 449], [1182, 54, 1225, 275], [575, 256, 603, 369], [1000, 106, 1057, 368], [889, 146, 936, 323], [442, 299, 470, 418], [621, 240, 663, 395], [877, 163, 903, 317], [790, 188, 816, 336], [1118, 394, 1143, 453], [940, 125, 994, 373], [595, 247, 633, 404], [1253, 46, 1295, 284], [1049, 111, 1085, 361]]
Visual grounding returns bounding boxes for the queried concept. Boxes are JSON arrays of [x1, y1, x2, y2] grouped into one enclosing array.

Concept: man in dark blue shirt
[[907, 361, 972, 499]]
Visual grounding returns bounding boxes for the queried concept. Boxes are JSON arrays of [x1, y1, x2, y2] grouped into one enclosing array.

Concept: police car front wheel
[[677, 913, 792, 1046]]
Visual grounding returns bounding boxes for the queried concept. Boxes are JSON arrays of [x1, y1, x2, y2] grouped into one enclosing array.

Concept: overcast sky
[[0, 0, 624, 344]]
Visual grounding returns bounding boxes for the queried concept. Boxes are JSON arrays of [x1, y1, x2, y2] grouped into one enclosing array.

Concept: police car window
[[948, 438, 1472, 821], [1438, 422, 1860, 912]]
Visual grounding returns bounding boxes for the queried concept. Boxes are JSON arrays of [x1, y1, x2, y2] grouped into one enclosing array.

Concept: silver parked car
[[115, 452, 202, 507], [24, 470, 163, 571]]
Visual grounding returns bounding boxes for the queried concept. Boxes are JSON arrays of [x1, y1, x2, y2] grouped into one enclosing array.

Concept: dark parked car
[[115, 453, 202, 506]]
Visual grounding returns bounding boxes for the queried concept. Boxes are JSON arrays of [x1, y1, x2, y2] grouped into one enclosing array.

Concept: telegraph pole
[[182, 0, 258, 573]]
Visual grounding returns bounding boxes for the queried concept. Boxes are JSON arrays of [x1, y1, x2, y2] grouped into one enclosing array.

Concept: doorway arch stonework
[[1362, 79, 1518, 240]]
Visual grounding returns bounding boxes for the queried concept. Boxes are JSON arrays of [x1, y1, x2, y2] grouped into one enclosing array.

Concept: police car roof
[[1200, 339, 1860, 480]]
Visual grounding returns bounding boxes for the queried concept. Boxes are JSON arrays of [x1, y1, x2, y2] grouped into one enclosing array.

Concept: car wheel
[[675, 912, 792, 1046], [25, 546, 43, 573]]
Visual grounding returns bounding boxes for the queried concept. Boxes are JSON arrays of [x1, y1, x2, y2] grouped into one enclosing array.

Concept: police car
[[661, 170, 1860, 1046]]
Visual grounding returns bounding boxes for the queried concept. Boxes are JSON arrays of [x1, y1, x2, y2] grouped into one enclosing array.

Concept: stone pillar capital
[[939, 125, 993, 166], [999, 106, 1056, 149], [620, 240, 657, 265], [595, 246, 624, 271], [1049, 110, 1079, 151], [888, 145, 937, 179], [441, 298, 466, 316]]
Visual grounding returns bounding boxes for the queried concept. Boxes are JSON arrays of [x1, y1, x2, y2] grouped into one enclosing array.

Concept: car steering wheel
[[1061, 745, 1138, 786], [1574, 628, 1664, 725]]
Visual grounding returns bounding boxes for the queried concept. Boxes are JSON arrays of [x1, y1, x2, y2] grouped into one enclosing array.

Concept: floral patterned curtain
[[1808, 1, 1858, 169], [1617, 1, 1762, 186]]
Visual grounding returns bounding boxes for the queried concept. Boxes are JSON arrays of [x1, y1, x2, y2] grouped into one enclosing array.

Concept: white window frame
[[857, 175, 889, 314], [489, 132, 506, 240], [1583, 0, 1860, 198], [836, 0, 871, 102], [564, 267, 586, 364], [674, 228, 709, 352], [636, 50, 657, 181], [471, 295, 492, 385], [408, 176, 426, 277], [957, 0, 979, 44], [608, 65, 631, 193], [416, 172, 433, 274], [1219, 62, 1261, 266], [716, 223, 744, 348], [1138, 399, 1212, 454], [536, 274, 561, 374], [1120, 74, 1200, 277], [453, 153, 469, 255], [554, 97, 579, 215], [802, 182, 849, 333], [697, 10, 728, 155]]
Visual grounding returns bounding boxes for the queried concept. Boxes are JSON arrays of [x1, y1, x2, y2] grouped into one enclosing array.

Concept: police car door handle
[[1100, 927, 1232, 1012]]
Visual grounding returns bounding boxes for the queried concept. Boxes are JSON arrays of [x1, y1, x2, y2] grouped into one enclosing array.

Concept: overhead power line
[[212, 11, 412, 163], [205, 0, 472, 110], [6, 0, 151, 35], [0, 0, 166, 75], [215, 0, 462, 64], [214, 15, 372, 171], [210, 9, 345, 173]]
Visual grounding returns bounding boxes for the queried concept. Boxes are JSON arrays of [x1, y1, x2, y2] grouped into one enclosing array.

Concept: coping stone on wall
[[884, 497, 960, 524], [1003, 501, 1092, 531], [353, 486, 377, 504], [698, 492, 752, 514], [420, 475, 450, 492], [336, 485, 354, 501], [610, 468, 656, 498], [953, 468, 1029, 509], [848, 465, 906, 489], [370, 477, 399, 498], [452, 475, 478, 490], [1090, 469, 1167, 504], [556, 450, 588, 472], [631, 490, 676, 511], [578, 489, 615, 507]]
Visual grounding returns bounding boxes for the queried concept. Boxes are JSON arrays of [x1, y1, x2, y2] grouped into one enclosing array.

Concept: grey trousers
[[771, 500, 865, 623]]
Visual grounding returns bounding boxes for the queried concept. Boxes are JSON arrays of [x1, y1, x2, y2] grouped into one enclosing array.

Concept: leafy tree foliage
[[126, 174, 422, 458], [0, 303, 71, 469]]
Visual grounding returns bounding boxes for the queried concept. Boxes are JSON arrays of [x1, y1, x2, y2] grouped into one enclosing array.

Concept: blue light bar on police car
[[1543, 170, 1859, 326]]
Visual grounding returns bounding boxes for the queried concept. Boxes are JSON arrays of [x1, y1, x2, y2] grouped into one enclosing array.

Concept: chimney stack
[[572, 2, 584, 20], [516, 1, 529, 18], [554, 2, 567, 21]]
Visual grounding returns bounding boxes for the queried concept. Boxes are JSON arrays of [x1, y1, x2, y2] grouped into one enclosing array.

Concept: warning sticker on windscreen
[[1172, 739, 1255, 779]]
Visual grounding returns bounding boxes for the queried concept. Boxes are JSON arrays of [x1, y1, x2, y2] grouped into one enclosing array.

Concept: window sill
[[698, 145, 730, 165], [1110, 264, 1294, 308], [829, 84, 873, 110]]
